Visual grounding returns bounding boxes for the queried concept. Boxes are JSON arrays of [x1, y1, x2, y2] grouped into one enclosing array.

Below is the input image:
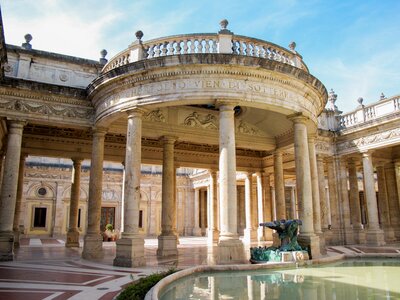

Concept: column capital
[[125, 107, 147, 118], [91, 126, 108, 136], [287, 112, 309, 124], [160, 135, 178, 144], [208, 169, 217, 176], [215, 101, 238, 111], [361, 150, 374, 158], [71, 157, 84, 165], [7, 120, 25, 134], [316, 154, 325, 162]]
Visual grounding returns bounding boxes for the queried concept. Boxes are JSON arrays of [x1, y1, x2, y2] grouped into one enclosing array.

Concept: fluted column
[[157, 136, 178, 256], [376, 165, 394, 242], [256, 172, 264, 241], [13, 155, 26, 248], [326, 157, 342, 244], [361, 152, 385, 245], [317, 155, 329, 232], [384, 161, 400, 240], [82, 127, 107, 260], [114, 109, 145, 266], [193, 188, 201, 236], [243, 172, 256, 244], [262, 172, 273, 241], [0, 121, 24, 261], [337, 157, 354, 244], [274, 150, 286, 220], [289, 114, 320, 258], [348, 159, 366, 244], [207, 170, 219, 245], [217, 103, 243, 263], [66, 158, 83, 248], [308, 135, 322, 235]]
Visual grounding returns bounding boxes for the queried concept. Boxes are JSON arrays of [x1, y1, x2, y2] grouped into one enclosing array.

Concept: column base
[[13, 230, 20, 248], [217, 237, 245, 264], [343, 227, 355, 245], [65, 230, 80, 248], [383, 226, 396, 243], [352, 227, 366, 244], [325, 228, 343, 245], [157, 234, 178, 257], [114, 235, 146, 267], [317, 232, 327, 255], [0, 231, 14, 261], [82, 233, 104, 260], [207, 229, 219, 246], [192, 227, 202, 237], [243, 228, 257, 245], [392, 227, 400, 241], [365, 228, 386, 246], [298, 233, 321, 259], [257, 227, 265, 242]]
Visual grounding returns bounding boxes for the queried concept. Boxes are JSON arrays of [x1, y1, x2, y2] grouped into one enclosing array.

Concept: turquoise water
[[159, 259, 400, 299]]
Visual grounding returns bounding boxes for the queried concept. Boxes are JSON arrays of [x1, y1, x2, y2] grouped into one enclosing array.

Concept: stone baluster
[[217, 102, 243, 263], [0, 121, 24, 261], [13, 155, 27, 248], [348, 159, 366, 244], [157, 136, 178, 256], [66, 158, 83, 248], [361, 152, 385, 245], [82, 127, 107, 260]]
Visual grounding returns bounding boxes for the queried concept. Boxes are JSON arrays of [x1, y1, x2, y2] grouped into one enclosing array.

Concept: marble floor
[[0, 237, 399, 300]]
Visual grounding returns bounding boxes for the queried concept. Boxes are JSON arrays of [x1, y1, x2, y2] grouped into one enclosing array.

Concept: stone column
[[262, 173, 273, 240], [274, 150, 286, 220], [384, 161, 400, 240], [0, 121, 24, 261], [157, 136, 178, 256], [361, 151, 385, 245], [256, 172, 265, 241], [207, 170, 219, 245], [348, 159, 366, 244], [243, 172, 256, 244], [376, 165, 395, 242], [290, 187, 297, 219], [193, 188, 201, 236], [82, 128, 107, 260], [13, 155, 26, 248], [337, 157, 355, 244], [326, 157, 342, 244], [66, 158, 83, 248], [308, 136, 322, 235], [217, 103, 243, 263], [317, 156, 329, 232], [200, 189, 206, 235], [114, 110, 145, 266], [289, 114, 320, 258]]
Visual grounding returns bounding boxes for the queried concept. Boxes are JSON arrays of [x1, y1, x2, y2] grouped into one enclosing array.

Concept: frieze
[[237, 120, 263, 136], [337, 127, 400, 153], [183, 112, 218, 129], [144, 109, 166, 123], [315, 141, 332, 154]]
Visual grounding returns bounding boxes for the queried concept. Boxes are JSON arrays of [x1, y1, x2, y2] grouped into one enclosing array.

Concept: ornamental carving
[[183, 112, 218, 129], [337, 127, 400, 152], [0, 99, 93, 120], [237, 120, 262, 136], [144, 109, 166, 122], [315, 141, 331, 153]]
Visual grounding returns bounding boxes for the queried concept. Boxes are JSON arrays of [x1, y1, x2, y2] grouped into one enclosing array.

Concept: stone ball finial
[[24, 34, 32, 43], [135, 30, 144, 41], [99, 49, 108, 65], [289, 41, 296, 51], [220, 19, 228, 30], [357, 97, 364, 105]]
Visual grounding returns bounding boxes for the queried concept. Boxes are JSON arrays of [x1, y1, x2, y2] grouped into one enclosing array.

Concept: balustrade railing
[[102, 32, 306, 73], [339, 95, 400, 128]]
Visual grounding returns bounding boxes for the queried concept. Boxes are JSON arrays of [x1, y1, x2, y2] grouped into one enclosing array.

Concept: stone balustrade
[[339, 95, 400, 128], [102, 32, 307, 73]]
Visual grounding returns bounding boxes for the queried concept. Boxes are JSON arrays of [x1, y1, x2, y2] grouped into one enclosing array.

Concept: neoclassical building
[[0, 15, 400, 267]]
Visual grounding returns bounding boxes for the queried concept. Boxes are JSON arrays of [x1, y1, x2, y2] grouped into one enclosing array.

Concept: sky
[[2, 0, 400, 113]]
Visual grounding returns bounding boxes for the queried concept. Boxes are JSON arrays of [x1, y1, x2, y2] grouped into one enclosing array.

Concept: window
[[139, 210, 143, 228], [78, 208, 81, 228], [34, 207, 47, 227]]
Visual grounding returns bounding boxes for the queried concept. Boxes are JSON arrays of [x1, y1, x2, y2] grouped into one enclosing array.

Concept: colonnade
[[0, 108, 400, 264]]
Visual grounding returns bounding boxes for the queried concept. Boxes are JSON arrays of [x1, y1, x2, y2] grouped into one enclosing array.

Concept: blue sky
[[2, 0, 400, 112]]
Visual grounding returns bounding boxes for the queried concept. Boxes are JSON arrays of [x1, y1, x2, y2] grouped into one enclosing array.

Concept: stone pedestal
[[217, 238, 245, 264], [317, 233, 327, 255], [298, 234, 321, 259], [365, 229, 386, 246], [354, 228, 366, 244], [82, 234, 104, 260], [66, 229, 80, 248], [157, 234, 178, 257], [0, 232, 14, 261], [114, 235, 145, 267]]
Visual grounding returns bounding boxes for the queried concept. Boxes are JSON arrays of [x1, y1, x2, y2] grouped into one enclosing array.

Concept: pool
[[159, 259, 400, 299]]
